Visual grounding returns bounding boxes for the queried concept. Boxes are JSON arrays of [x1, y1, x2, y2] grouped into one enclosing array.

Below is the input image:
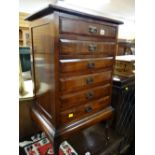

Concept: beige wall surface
[[19, 12, 29, 27]]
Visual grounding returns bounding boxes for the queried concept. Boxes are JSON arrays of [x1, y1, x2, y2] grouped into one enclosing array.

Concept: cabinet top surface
[[113, 74, 135, 87], [26, 4, 123, 25]]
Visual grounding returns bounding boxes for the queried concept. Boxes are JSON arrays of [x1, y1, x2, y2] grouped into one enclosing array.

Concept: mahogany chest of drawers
[[26, 4, 123, 154]]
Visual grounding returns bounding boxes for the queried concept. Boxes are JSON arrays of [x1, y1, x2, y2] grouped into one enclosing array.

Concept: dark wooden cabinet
[[26, 4, 123, 154], [112, 74, 135, 154]]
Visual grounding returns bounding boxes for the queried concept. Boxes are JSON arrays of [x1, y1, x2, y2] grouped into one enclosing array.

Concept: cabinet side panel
[[31, 22, 55, 122]]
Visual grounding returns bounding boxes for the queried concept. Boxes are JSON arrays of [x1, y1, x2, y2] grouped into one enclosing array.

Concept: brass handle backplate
[[88, 26, 97, 34], [86, 77, 94, 84], [85, 106, 93, 113], [88, 44, 97, 52], [87, 62, 95, 69], [85, 91, 94, 100]]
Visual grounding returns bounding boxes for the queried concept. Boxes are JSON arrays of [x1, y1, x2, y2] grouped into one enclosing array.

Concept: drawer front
[[60, 96, 111, 124], [60, 39, 115, 56], [60, 70, 112, 93], [60, 84, 111, 110], [60, 17, 116, 38], [60, 57, 114, 73]]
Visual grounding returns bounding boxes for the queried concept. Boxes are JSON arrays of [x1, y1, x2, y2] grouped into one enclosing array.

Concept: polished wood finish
[[26, 4, 123, 25], [60, 57, 113, 73], [60, 39, 115, 56], [60, 17, 116, 38], [27, 5, 122, 154], [32, 24, 55, 121], [60, 84, 111, 109], [60, 96, 111, 124], [60, 70, 112, 93]]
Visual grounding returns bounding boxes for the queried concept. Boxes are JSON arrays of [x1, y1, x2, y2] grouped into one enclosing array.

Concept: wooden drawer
[[60, 84, 111, 110], [60, 70, 112, 93], [60, 39, 115, 56], [60, 57, 114, 73], [60, 96, 111, 124], [60, 17, 116, 38]]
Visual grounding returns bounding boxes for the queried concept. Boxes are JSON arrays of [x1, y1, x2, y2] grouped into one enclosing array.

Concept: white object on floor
[[19, 141, 33, 147], [60, 141, 78, 155]]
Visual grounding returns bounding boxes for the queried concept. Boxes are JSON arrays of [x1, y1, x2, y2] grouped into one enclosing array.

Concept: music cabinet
[[26, 4, 123, 154]]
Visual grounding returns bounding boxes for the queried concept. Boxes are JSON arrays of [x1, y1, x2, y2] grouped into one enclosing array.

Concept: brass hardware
[[85, 91, 94, 100], [87, 62, 95, 69], [86, 77, 94, 84], [88, 44, 97, 52], [88, 26, 97, 34], [85, 106, 93, 113]]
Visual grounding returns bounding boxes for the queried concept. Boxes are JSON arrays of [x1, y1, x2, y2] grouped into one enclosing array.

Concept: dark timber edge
[[25, 4, 123, 25], [31, 103, 114, 141]]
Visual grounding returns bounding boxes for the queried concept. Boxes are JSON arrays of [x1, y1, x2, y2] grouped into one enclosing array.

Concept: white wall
[[118, 19, 135, 40]]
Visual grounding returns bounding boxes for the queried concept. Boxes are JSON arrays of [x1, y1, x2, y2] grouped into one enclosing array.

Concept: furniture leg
[[105, 121, 110, 145], [53, 136, 63, 155]]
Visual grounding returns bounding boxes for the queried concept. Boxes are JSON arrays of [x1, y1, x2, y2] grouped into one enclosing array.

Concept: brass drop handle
[[85, 91, 94, 100], [88, 44, 97, 52], [85, 106, 93, 113], [87, 62, 95, 69], [86, 77, 94, 84], [88, 26, 97, 34]]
